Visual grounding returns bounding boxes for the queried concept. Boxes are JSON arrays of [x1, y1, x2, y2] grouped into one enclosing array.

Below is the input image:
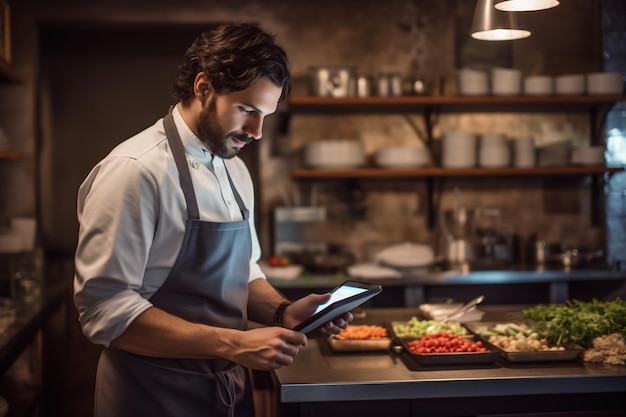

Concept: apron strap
[[163, 106, 200, 220], [224, 166, 249, 221]]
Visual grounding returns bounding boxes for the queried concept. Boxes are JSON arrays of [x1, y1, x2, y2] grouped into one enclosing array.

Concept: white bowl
[[524, 75, 553, 95], [491, 67, 522, 96], [442, 131, 477, 168], [555, 74, 585, 95], [305, 140, 365, 169], [586, 72, 624, 95], [571, 146, 605, 165], [458, 68, 489, 96]]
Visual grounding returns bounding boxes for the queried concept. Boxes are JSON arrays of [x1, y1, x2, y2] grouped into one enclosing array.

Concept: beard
[[196, 96, 252, 159]]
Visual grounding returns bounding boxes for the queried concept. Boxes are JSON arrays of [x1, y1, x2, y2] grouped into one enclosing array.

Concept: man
[[73, 23, 352, 417]]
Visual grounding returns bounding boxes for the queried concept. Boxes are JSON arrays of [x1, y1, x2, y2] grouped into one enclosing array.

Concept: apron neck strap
[[164, 106, 200, 220]]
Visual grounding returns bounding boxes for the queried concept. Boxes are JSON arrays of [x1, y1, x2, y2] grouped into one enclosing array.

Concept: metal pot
[[308, 66, 357, 98], [529, 240, 605, 268]]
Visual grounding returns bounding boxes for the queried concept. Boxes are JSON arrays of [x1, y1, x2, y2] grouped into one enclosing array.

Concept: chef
[[73, 23, 352, 417]]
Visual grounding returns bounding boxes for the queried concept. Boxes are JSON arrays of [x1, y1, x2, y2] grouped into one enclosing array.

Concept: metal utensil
[[426, 295, 485, 333]]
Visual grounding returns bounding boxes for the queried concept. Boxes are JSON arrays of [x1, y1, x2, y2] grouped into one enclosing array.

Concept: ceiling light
[[495, 0, 560, 12], [471, 0, 531, 41]]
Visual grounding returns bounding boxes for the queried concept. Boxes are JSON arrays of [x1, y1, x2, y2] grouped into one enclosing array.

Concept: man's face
[[197, 77, 282, 159]]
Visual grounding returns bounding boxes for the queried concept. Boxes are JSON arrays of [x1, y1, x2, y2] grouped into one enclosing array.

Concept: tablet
[[292, 280, 382, 334]]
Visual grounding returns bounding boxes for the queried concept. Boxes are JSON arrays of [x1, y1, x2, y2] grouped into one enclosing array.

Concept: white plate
[[348, 263, 402, 279], [375, 242, 435, 268]]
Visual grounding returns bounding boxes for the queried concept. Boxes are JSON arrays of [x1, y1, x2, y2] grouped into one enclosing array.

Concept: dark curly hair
[[172, 23, 291, 102]]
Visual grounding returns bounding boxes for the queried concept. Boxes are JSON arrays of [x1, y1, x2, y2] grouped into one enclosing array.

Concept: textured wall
[[0, 0, 613, 265]]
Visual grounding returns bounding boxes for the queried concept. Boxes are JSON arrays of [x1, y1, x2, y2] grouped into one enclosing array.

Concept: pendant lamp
[[495, 0, 559, 12], [471, 0, 531, 41]]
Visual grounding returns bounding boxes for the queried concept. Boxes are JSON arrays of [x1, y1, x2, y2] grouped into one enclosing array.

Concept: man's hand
[[282, 292, 353, 339], [224, 326, 307, 370]]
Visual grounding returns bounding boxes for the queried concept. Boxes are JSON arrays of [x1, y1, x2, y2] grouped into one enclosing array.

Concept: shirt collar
[[171, 104, 213, 163]]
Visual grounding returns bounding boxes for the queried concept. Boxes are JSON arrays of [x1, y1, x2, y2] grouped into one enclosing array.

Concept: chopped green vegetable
[[522, 298, 626, 346]]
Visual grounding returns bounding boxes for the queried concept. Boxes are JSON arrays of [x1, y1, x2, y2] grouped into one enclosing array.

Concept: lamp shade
[[471, 0, 531, 41], [495, 0, 559, 12]]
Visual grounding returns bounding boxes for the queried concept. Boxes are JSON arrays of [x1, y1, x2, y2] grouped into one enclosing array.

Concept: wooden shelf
[[0, 60, 23, 83], [0, 151, 21, 161], [288, 94, 626, 113], [292, 165, 624, 179]]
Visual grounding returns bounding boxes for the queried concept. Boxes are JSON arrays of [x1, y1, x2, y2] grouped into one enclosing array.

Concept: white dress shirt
[[74, 105, 266, 346]]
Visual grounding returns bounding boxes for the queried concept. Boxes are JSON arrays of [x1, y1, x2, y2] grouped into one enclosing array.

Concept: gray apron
[[93, 107, 255, 417]]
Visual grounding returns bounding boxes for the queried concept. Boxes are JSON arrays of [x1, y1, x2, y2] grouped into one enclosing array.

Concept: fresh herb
[[522, 298, 626, 346]]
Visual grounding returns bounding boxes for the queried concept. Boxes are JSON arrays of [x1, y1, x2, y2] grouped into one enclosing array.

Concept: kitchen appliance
[[308, 66, 357, 97], [439, 207, 476, 266], [273, 206, 327, 257]]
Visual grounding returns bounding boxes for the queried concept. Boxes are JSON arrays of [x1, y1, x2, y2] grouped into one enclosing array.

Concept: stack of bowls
[[571, 146, 605, 165], [375, 147, 431, 169], [457, 68, 489, 96], [524, 76, 553, 95], [304, 140, 365, 169], [513, 136, 536, 167], [555, 74, 585, 95], [491, 67, 522, 96], [586, 72, 624, 95], [479, 133, 510, 167], [442, 131, 476, 168]]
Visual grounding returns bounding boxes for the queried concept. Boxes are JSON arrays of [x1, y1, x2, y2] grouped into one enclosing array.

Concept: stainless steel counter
[[268, 267, 626, 305], [273, 307, 626, 417]]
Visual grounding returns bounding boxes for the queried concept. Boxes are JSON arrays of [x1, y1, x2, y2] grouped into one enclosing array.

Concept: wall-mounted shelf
[[292, 165, 624, 179], [288, 94, 626, 229], [288, 95, 626, 113]]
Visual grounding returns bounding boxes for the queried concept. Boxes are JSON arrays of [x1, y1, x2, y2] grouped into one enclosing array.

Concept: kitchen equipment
[[571, 146, 605, 165], [491, 67, 522, 96], [439, 207, 477, 266], [441, 131, 477, 168], [524, 75, 553, 95], [479, 133, 510, 167], [457, 68, 489, 96], [273, 206, 327, 257], [308, 66, 357, 97], [426, 295, 485, 332], [374, 242, 435, 269], [586, 72, 624, 95], [374, 147, 431, 168], [513, 136, 536, 167], [528, 238, 605, 269], [555, 74, 585, 95], [356, 75, 372, 97], [288, 243, 356, 273], [304, 140, 365, 169], [473, 207, 514, 266], [376, 72, 403, 97]]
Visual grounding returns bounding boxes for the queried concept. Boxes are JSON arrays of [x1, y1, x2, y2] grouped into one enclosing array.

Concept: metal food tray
[[464, 322, 584, 362], [327, 337, 393, 352], [398, 335, 502, 365], [390, 320, 469, 339]]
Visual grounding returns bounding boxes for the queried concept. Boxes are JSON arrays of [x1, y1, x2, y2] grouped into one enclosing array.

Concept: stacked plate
[[555, 74, 585, 95], [304, 140, 365, 169], [375, 147, 431, 169], [571, 146, 605, 166], [374, 242, 435, 268], [479, 134, 510, 167], [524, 75, 553, 95], [537, 140, 572, 166], [442, 131, 476, 168], [457, 68, 489, 96], [491, 67, 522, 96], [586, 72, 624, 95]]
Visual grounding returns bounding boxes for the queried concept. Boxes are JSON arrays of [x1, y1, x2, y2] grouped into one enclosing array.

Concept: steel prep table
[[272, 306, 626, 417]]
